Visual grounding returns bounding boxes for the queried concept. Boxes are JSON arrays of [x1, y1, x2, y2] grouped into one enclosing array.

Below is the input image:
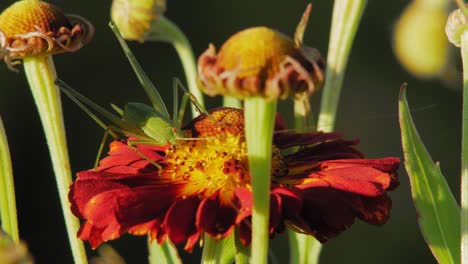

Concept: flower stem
[[0, 117, 18, 242], [461, 29, 468, 264], [317, 0, 368, 132], [146, 16, 205, 118], [23, 56, 87, 264], [201, 235, 221, 264], [244, 97, 277, 264], [290, 96, 321, 264], [223, 96, 242, 109], [234, 228, 249, 264]]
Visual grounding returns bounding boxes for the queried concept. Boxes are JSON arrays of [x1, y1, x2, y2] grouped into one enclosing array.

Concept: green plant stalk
[[146, 16, 205, 118], [234, 228, 249, 264], [23, 56, 87, 264], [0, 117, 18, 241], [289, 232, 321, 264], [317, 0, 368, 132], [201, 235, 221, 264], [289, 97, 321, 264], [223, 96, 242, 109], [148, 237, 182, 264], [461, 30, 468, 264], [244, 97, 277, 264]]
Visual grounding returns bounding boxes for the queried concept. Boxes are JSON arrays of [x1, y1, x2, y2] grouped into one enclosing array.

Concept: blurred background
[[0, 0, 461, 263]]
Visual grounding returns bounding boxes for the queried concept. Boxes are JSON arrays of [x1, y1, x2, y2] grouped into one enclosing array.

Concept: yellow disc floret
[[0, 0, 93, 69], [162, 108, 286, 203]]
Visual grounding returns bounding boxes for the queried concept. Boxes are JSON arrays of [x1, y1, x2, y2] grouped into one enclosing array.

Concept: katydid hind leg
[[127, 140, 164, 171]]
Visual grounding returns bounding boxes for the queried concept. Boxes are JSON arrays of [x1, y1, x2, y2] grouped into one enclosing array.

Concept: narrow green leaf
[[219, 235, 235, 264], [399, 85, 460, 264], [148, 239, 181, 264], [109, 22, 170, 119], [56, 79, 143, 138]]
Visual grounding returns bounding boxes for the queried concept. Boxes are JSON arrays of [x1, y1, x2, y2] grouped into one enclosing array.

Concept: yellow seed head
[[218, 27, 300, 79], [0, 0, 70, 37], [0, 0, 94, 70]]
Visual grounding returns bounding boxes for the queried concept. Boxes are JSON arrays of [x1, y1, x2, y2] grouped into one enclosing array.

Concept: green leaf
[[399, 84, 460, 264], [148, 239, 182, 264]]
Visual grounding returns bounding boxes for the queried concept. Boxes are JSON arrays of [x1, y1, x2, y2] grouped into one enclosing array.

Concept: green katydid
[[56, 22, 211, 168]]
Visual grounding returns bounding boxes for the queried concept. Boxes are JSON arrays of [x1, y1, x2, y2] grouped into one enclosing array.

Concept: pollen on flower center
[[161, 107, 286, 200]]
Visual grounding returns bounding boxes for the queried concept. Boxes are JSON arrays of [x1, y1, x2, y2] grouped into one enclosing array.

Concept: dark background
[[0, 0, 461, 263]]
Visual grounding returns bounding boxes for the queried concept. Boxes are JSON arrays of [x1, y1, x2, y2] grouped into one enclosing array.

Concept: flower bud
[[111, 0, 166, 42], [446, 6, 468, 47], [393, 1, 450, 78]]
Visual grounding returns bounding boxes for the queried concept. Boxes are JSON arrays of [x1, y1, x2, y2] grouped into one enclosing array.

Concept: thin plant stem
[[201, 235, 221, 264], [234, 228, 249, 264], [146, 16, 205, 118], [317, 0, 368, 132], [289, 96, 321, 264], [223, 96, 242, 109], [461, 28, 468, 264], [0, 117, 18, 241], [244, 97, 277, 264], [23, 56, 87, 264]]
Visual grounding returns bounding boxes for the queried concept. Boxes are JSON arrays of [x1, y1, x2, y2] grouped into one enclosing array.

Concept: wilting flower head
[[0, 0, 94, 70], [70, 107, 400, 251], [111, 0, 166, 42], [198, 6, 324, 100]]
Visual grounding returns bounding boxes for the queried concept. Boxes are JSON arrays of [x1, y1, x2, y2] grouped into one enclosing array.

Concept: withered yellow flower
[[198, 6, 324, 100], [0, 0, 94, 70]]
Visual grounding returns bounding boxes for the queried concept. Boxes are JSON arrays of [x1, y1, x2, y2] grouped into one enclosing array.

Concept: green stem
[[244, 97, 277, 264], [146, 16, 205, 118], [461, 29, 468, 264], [288, 228, 321, 264], [201, 235, 221, 264], [0, 117, 18, 241], [317, 0, 368, 132], [223, 96, 242, 109], [289, 96, 321, 264], [23, 56, 87, 264], [234, 228, 249, 264], [148, 236, 182, 264]]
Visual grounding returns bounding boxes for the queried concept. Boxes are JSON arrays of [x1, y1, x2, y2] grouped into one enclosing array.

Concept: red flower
[[69, 107, 400, 251]]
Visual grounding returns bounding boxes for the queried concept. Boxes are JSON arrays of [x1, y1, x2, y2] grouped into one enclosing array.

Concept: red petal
[[288, 187, 393, 243], [298, 166, 392, 197], [164, 196, 201, 251], [98, 140, 166, 170], [234, 188, 253, 223], [196, 192, 238, 238]]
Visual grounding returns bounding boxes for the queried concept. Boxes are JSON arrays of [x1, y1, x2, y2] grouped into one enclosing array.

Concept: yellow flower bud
[[393, 1, 450, 78], [111, 0, 166, 42]]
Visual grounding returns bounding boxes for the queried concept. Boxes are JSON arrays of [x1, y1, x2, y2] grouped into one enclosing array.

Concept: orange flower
[[198, 6, 324, 100], [69, 108, 399, 251], [0, 0, 94, 70]]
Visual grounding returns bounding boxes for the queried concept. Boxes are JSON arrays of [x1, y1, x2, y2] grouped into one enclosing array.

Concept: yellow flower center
[[161, 108, 286, 203], [217, 27, 300, 79], [0, 0, 70, 37]]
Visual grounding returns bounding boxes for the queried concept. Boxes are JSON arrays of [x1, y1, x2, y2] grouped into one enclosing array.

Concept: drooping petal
[[196, 192, 238, 239], [164, 196, 201, 252]]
